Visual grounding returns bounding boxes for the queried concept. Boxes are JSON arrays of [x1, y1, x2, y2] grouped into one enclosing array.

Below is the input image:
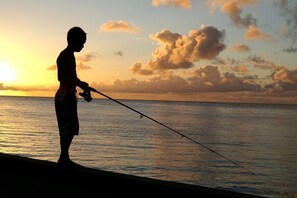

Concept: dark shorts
[[55, 92, 79, 137]]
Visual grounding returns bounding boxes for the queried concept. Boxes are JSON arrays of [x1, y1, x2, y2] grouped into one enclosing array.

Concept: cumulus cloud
[[231, 64, 249, 73], [130, 62, 154, 76], [152, 0, 192, 9], [92, 75, 189, 93], [132, 26, 226, 75], [188, 66, 221, 91], [188, 65, 259, 92], [245, 25, 272, 41], [219, 72, 260, 91], [99, 20, 139, 33], [264, 66, 297, 93], [273, 66, 297, 84], [95, 65, 261, 94]]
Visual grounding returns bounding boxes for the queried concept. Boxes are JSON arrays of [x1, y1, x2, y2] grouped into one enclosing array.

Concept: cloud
[[283, 46, 297, 53], [229, 43, 250, 52], [0, 84, 55, 92], [46, 64, 56, 71], [219, 72, 260, 92], [188, 65, 260, 92], [273, 66, 297, 84], [208, 0, 258, 28], [130, 62, 154, 76], [232, 64, 249, 73], [152, 0, 192, 9], [95, 65, 260, 94], [47, 51, 97, 71], [114, 50, 123, 56], [245, 25, 272, 41], [76, 51, 97, 70], [212, 55, 297, 93], [132, 26, 226, 75], [212, 57, 249, 73], [208, 0, 272, 41], [277, 0, 297, 42], [188, 65, 221, 90], [247, 55, 276, 70], [76, 52, 97, 62], [91, 64, 297, 103], [99, 20, 139, 33], [264, 66, 297, 93], [5, 64, 297, 103], [92, 75, 189, 94]]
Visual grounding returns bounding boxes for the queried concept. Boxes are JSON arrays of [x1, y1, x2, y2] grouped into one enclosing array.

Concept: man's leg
[[58, 134, 74, 164]]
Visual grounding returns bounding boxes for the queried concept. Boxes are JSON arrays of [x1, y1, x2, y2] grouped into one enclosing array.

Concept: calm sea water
[[0, 96, 296, 197]]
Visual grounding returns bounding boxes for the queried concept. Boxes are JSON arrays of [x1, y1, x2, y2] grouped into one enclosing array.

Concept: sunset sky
[[0, 0, 296, 103]]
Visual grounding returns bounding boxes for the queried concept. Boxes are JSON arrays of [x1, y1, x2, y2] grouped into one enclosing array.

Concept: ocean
[[0, 96, 296, 197]]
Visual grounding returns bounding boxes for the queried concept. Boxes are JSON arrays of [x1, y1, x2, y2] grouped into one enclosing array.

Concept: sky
[[0, 0, 297, 104]]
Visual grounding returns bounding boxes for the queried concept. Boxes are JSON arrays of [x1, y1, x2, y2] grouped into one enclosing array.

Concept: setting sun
[[0, 63, 16, 83]]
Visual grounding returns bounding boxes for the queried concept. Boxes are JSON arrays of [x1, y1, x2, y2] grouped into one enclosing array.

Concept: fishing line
[[84, 87, 255, 175]]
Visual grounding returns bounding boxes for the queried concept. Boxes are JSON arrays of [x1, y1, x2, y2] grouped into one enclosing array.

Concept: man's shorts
[[55, 91, 79, 137]]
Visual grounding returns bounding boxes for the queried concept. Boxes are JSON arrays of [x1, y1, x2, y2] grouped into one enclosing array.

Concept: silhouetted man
[[55, 27, 89, 167]]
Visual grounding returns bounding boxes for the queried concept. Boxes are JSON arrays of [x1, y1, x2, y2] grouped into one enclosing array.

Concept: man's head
[[67, 27, 87, 52]]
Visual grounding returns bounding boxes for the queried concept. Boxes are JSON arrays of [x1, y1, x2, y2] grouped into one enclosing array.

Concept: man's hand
[[79, 81, 89, 90]]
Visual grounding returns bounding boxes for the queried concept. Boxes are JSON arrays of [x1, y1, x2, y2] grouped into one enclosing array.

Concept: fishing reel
[[79, 89, 92, 102]]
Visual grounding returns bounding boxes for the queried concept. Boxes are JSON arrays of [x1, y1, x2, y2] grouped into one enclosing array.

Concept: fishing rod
[[80, 87, 255, 175]]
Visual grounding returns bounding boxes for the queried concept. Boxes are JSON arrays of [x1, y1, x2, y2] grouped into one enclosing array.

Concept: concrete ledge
[[0, 153, 263, 198]]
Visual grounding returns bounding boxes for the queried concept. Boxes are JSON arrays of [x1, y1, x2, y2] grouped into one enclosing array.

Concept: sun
[[0, 63, 16, 83]]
